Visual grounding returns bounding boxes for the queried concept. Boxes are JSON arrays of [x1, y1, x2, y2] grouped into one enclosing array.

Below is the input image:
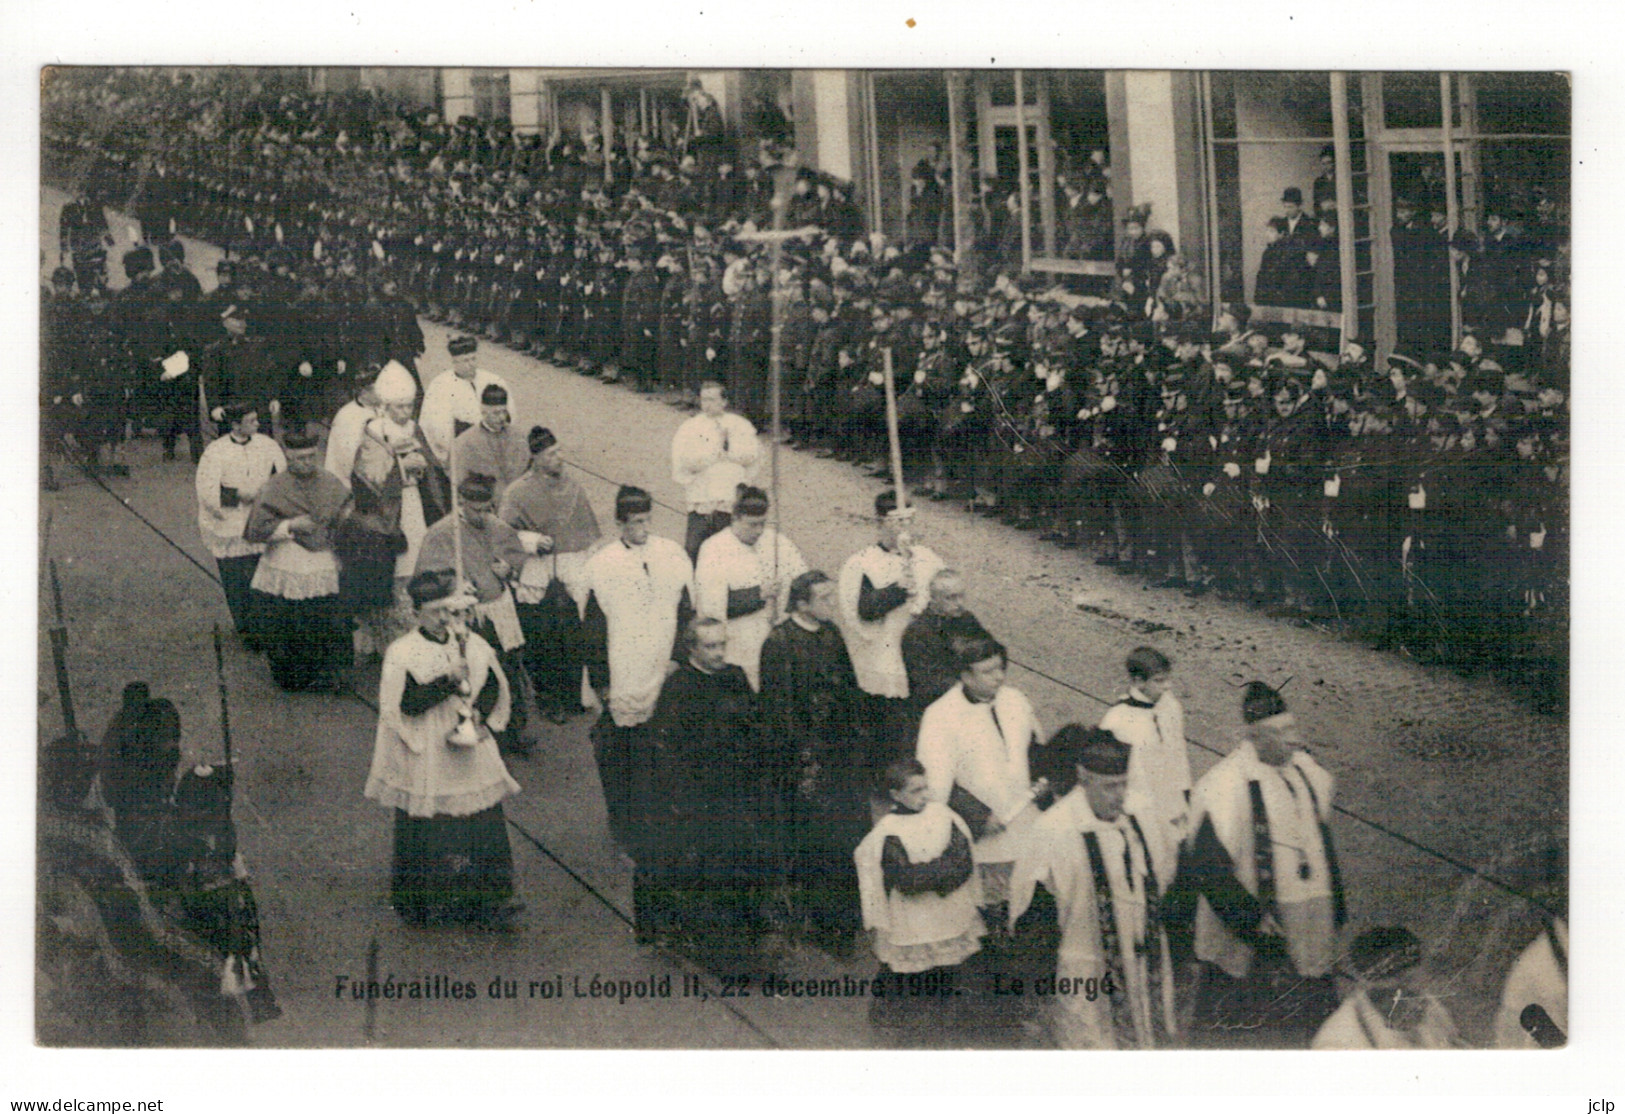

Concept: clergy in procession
[[1311, 926, 1459, 1049], [915, 633, 1049, 917], [242, 429, 353, 693], [414, 472, 530, 756], [1097, 646, 1194, 845], [366, 359, 448, 580], [194, 402, 285, 648], [362, 569, 524, 932], [452, 382, 529, 490], [670, 379, 761, 562], [341, 361, 440, 656], [900, 568, 989, 724], [581, 485, 695, 851], [499, 425, 603, 724], [837, 490, 945, 752], [419, 334, 511, 470], [1494, 917, 1568, 1049], [324, 365, 382, 489], [633, 617, 766, 964], [758, 570, 869, 956], [1175, 681, 1347, 1047], [853, 757, 984, 1028], [694, 484, 808, 691], [1008, 726, 1179, 1050]]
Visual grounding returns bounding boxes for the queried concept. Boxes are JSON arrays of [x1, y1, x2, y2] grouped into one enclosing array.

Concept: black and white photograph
[[8, 1, 1620, 1103]]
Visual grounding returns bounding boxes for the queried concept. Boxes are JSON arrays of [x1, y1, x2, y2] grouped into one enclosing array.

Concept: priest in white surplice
[[838, 490, 944, 752], [694, 485, 807, 690], [1175, 681, 1347, 1046], [419, 334, 511, 470], [581, 485, 695, 849], [854, 757, 985, 998], [363, 569, 523, 931], [1009, 726, 1178, 1049], [670, 380, 759, 562], [194, 401, 285, 645], [324, 366, 381, 488], [915, 632, 1048, 911], [1097, 645, 1194, 846]]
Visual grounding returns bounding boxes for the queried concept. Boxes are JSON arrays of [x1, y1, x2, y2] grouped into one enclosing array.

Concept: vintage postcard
[[7, 0, 1616, 1106]]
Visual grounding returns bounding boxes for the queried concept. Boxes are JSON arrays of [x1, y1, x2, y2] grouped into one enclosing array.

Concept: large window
[[1197, 70, 1569, 357], [858, 70, 1111, 277], [469, 69, 510, 123], [1366, 72, 1570, 356], [976, 71, 1113, 279], [1203, 72, 1348, 345], [849, 68, 1569, 359], [861, 72, 952, 246]]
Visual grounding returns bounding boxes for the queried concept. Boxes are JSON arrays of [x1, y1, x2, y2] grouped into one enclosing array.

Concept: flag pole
[[445, 412, 477, 741], [881, 347, 907, 512], [449, 426, 465, 590], [213, 623, 234, 767], [48, 558, 81, 748], [766, 163, 793, 621]]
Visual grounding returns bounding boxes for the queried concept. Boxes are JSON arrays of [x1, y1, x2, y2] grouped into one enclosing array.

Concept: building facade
[[309, 66, 1569, 360]]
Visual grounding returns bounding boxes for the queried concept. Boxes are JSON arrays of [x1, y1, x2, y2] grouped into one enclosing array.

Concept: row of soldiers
[[42, 70, 1568, 701], [39, 298, 1565, 1050], [41, 237, 425, 471]]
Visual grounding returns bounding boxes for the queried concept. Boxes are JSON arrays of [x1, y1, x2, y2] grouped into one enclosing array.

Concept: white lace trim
[[873, 929, 984, 974], [250, 564, 340, 600], [363, 772, 521, 819], [204, 535, 266, 560]]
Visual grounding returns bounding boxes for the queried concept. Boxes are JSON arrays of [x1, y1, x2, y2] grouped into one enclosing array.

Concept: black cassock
[[632, 661, 768, 962], [757, 619, 869, 946]]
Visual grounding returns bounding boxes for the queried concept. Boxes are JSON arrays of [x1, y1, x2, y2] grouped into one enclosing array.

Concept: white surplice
[[694, 525, 807, 690]]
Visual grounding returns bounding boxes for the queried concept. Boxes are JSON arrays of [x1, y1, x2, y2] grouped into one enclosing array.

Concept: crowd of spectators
[[41, 69, 1569, 707]]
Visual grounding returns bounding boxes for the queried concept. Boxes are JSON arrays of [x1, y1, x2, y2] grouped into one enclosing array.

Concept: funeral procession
[[34, 65, 1569, 1051]]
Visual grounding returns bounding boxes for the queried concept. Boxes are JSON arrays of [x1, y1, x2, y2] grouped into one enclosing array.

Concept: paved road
[[35, 188, 1566, 1047]]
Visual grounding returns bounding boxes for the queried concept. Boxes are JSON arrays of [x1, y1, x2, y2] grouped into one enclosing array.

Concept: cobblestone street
[[32, 191, 1568, 1050]]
